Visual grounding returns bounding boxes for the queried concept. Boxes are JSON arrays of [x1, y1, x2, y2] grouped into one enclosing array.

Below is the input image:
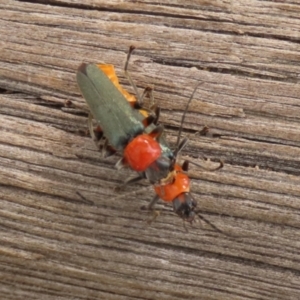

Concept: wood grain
[[0, 1, 300, 299]]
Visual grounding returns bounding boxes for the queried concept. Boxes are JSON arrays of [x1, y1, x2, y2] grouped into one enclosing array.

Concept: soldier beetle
[[77, 47, 173, 184]]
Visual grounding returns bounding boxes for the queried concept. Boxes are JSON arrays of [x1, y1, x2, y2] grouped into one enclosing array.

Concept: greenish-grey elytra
[[77, 63, 145, 151]]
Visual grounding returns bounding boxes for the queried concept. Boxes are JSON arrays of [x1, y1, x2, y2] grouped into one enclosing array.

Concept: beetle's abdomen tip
[[77, 63, 88, 75]]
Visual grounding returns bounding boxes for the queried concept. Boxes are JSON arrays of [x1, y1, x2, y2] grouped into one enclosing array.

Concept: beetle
[[77, 47, 174, 184]]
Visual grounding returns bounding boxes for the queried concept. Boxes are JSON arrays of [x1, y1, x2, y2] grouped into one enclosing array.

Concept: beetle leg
[[185, 159, 224, 171], [140, 195, 161, 225], [115, 174, 146, 192]]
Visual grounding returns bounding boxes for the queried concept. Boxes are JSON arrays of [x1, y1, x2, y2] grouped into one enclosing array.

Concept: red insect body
[[124, 134, 162, 171], [154, 164, 190, 202]]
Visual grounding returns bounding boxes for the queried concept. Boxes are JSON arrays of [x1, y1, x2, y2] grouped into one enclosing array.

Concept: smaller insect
[[144, 85, 224, 234]]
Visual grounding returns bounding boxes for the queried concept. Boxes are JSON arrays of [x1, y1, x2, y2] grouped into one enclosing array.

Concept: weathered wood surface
[[1, 1, 300, 299]]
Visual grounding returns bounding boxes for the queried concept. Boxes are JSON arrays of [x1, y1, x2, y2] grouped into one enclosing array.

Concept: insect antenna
[[124, 46, 143, 104], [196, 211, 234, 238], [175, 82, 203, 151], [173, 82, 223, 171]]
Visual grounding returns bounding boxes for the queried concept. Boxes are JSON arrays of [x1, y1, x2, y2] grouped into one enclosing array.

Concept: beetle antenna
[[196, 212, 232, 237], [175, 82, 203, 150], [76, 191, 94, 205]]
